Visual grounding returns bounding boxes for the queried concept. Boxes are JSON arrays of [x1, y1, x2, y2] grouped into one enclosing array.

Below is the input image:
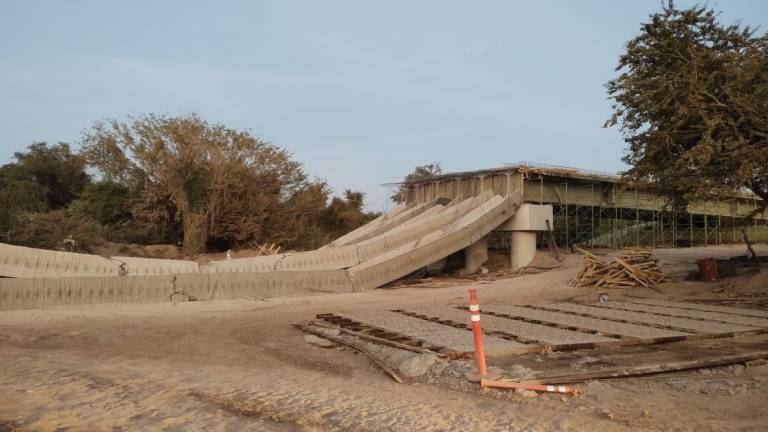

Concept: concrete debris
[[398, 353, 439, 377], [506, 364, 535, 380], [730, 364, 746, 376], [303, 335, 335, 348]]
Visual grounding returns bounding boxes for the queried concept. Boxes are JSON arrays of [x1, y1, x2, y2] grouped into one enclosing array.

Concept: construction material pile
[[570, 247, 670, 290]]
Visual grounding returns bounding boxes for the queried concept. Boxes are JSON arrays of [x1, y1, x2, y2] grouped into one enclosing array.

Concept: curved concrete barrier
[[0, 193, 521, 309], [0, 242, 121, 278], [111, 256, 200, 276]]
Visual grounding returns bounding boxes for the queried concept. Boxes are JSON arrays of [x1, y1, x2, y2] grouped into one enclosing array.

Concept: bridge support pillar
[[463, 235, 488, 274], [510, 231, 537, 271]]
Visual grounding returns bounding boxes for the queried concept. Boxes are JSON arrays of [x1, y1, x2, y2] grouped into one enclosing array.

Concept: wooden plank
[[296, 323, 404, 383], [546, 302, 757, 334], [311, 318, 447, 357], [630, 299, 768, 319], [522, 350, 768, 385]]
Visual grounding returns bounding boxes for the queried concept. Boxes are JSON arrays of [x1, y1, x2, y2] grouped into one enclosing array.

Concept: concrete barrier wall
[[111, 256, 200, 276], [0, 269, 355, 310], [0, 275, 175, 310], [0, 242, 121, 278], [206, 254, 286, 273]]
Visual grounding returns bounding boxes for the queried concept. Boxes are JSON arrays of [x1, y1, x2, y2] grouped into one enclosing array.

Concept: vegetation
[[392, 162, 442, 203], [1, 114, 377, 254], [606, 2, 768, 214]]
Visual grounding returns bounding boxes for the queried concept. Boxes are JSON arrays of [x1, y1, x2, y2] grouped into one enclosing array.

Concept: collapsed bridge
[[0, 190, 551, 309]]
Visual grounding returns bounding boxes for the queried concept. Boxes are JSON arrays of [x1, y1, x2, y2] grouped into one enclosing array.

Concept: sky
[[1, 1, 767, 212]]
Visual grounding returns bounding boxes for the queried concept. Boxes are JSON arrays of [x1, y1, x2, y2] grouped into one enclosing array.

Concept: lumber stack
[[570, 247, 670, 290], [255, 243, 281, 256]]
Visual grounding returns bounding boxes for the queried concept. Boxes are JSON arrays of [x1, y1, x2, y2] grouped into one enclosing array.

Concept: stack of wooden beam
[[255, 243, 281, 256], [570, 247, 670, 290]]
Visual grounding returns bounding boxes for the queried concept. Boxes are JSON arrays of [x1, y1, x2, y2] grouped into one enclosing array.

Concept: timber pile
[[570, 247, 670, 290], [255, 243, 281, 256]]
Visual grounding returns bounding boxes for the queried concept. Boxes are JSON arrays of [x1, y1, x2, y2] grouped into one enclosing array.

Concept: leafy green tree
[[0, 142, 90, 239], [9, 209, 105, 251], [392, 162, 442, 203], [320, 189, 379, 242], [11, 142, 90, 209], [606, 2, 768, 213]]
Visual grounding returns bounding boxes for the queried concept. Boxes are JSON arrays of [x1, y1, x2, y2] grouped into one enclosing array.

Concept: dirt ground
[[1, 244, 767, 431]]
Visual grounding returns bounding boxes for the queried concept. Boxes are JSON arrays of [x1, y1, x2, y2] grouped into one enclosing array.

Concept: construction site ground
[[1, 244, 767, 432]]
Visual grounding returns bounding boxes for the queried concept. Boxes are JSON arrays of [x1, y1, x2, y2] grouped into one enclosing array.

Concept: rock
[[398, 353, 439, 377], [463, 371, 482, 383], [515, 388, 538, 398], [170, 293, 190, 303], [318, 328, 341, 337], [463, 367, 504, 383], [303, 334, 335, 348], [597, 408, 614, 420], [429, 361, 449, 377], [571, 356, 599, 368], [506, 364, 534, 380], [731, 364, 746, 376], [487, 366, 507, 379]]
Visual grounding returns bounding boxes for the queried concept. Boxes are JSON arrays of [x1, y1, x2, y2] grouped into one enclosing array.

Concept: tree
[[391, 162, 442, 203], [81, 113, 351, 254], [605, 2, 768, 213], [320, 189, 379, 242], [0, 142, 90, 239]]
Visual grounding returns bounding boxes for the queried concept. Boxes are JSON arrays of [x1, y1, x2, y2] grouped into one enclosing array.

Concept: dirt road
[[1, 245, 767, 431]]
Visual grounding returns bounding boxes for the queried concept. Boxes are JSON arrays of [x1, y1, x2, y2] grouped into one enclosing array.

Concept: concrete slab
[[546, 302, 759, 334], [483, 304, 691, 339], [339, 310, 524, 355], [406, 306, 617, 345], [600, 301, 768, 328], [349, 193, 521, 291], [628, 299, 768, 319]]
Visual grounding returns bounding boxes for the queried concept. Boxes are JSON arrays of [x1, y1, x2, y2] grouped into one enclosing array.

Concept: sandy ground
[[1, 244, 767, 431]]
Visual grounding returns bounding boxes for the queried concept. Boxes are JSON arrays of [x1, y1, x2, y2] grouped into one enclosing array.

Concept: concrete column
[[510, 231, 537, 271], [463, 235, 488, 274]]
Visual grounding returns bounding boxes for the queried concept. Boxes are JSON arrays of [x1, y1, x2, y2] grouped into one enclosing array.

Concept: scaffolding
[[401, 164, 768, 249], [537, 178, 768, 248]]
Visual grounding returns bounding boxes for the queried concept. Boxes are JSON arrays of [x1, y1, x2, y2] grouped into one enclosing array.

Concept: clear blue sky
[[2, 1, 766, 211]]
